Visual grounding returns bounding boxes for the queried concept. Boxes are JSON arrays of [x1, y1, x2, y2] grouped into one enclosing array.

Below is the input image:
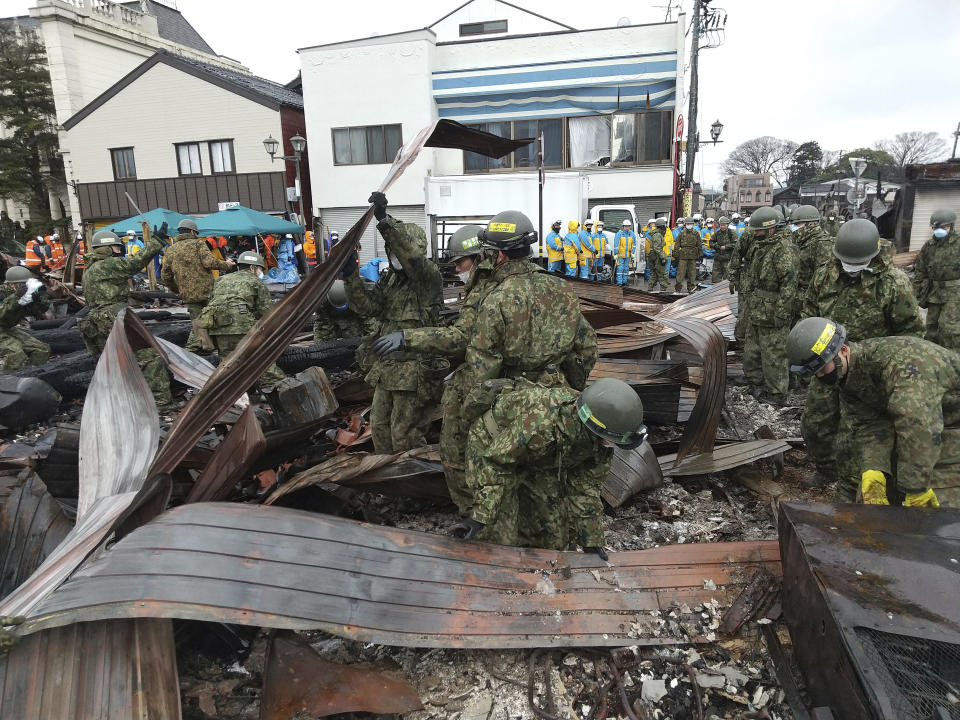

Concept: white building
[[299, 0, 687, 262]]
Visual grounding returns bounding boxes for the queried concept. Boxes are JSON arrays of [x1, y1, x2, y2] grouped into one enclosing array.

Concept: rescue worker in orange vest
[[25, 235, 51, 272], [49, 233, 65, 270], [74, 231, 86, 277], [303, 230, 317, 267], [205, 235, 228, 278]]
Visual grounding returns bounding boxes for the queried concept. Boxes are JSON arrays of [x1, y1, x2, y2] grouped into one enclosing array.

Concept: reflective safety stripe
[[811, 323, 837, 355]]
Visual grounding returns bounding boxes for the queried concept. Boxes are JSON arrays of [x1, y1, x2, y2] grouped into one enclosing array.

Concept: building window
[[175, 142, 202, 176], [765, 190, 772, 202], [459, 19, 508, 36], [569, 116, 612, 167], [464, 119, 564, 172], [209, 139, 235, 174], [332, 124, 402, 165], [110, 147, 136, 180], [744, 191, 753, 203]]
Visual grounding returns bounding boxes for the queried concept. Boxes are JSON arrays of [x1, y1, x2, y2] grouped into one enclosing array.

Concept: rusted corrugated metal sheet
[[658, 440, 792, 477], [0, 619, 180, 719], [564, 277, 624, 306], [0, 472, 72, 599], [185, 405, 265, 503], [20, 503, 780, 649], [602, 441, 663, 508]]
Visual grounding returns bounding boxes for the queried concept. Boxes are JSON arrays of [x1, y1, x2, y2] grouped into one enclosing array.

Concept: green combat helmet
[[4, 266, 33, 283], [833, 218, 880, 264], [787, 316, 847, 375], [90, 229, 123, 248], [656, 218, 667, 227], [576, 377, 648, 449], [789, 205, 821, 224], [177, 218, 199, 234], [237, 251, 265, 267], [478, 210, 537, 251], [749, 206, 780, 231], [446, 224, 484, 263], [327, 278, 348, 308], [771, 205, 786, 225], [930, 209, 957, 228]]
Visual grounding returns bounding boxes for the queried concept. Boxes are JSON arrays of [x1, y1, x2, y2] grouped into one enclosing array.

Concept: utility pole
[[684, 0, 703, 188], [952, 121, 960, 159]]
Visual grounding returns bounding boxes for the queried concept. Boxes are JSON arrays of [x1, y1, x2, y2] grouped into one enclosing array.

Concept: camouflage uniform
[[199, 270, 285, 389], [821, 217, 840, 237], [742, 229, 798, 402], [793, 224, 834, 319], [160, 233, 233, 351], [710, 228, 737, 282], [838, 336, 960, 508], [345, 218, 443, 454], [913, 228, 960, 353], [465, 379, 612, 549], [729, 228, 755, 342], [673, 228, 702, 293], [0, 283, 50, 371], [646, 230, 669, 291], [312, 304, 370, 342], [801, 253, 923, 498], [78, 240, 171, 405], [403, 258, 497, 513]]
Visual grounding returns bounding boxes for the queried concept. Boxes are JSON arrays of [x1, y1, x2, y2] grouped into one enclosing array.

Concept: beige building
[[725, 173, 774, 214], [1, 0, 245, 227]]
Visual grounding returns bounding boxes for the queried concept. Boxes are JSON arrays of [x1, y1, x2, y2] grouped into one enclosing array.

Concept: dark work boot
[[803, 469, 835, 488]]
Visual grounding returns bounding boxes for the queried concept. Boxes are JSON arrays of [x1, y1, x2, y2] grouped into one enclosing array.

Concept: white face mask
[[389, 253, 402, 270], [840, 260, 870, 275], [457, 270, 472, 284], [256, 269, 264, 279]]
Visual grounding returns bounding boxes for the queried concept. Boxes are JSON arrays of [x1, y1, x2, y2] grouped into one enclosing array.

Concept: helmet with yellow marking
[[786, 316, 847, 375], [479, 210, 538, 250]]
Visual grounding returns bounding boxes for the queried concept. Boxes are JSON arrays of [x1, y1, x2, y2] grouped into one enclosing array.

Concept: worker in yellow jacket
[[614, 220, 636, 286], [563, 221, 580, 277], [578, 220, 596, 279], [592, 221, 607, 279], [544, 220, 564, 272]]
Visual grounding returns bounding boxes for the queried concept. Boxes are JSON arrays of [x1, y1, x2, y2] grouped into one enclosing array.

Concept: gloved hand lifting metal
[[338, 247, 358, 280], [0, 616, 25, 656], [371, 331, 404, 357], [368, 191, 388, 222], [452, 517, 484, 541]]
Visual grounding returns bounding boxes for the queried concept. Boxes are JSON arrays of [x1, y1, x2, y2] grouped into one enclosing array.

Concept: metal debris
[[0, 377, 60, 433], [658, 440, 793, 477], [602, 441, 664, 508], [185, 405, 266, 503]]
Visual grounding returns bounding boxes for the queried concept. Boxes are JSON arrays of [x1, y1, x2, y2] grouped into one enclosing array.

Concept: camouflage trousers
[[712, 257, 730, 283], [0, 328, 50, 371], [924, 302, 960, 353], [370, 387, 433, 454], [438, 367, 475, 515], [801, 377, 840, 480], [212, 334, 285, 391], [79, 308, 172, 406], [742, 323, 789, 401], [674, 258, 697, 293], [184, 301, 211, 352], [837, 399, 960, 507], [465, 412, 605, 550], [647, 255, 668, 291], [734, 294, 747, 343]]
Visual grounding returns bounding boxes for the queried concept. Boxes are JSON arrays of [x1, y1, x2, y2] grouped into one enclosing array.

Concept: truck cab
[[589, 204, 639, 281]]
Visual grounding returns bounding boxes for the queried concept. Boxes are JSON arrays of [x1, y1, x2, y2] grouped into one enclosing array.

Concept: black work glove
[[371, 331, 404, 357], [452, 518, 484, 540], [338, 248, 358, 280], [368, 191, 388, 222], [584, 546, 609, 561], [728, 282, 737, 295]]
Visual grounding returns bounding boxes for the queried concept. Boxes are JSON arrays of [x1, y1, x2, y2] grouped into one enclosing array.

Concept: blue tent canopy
[[102, 208, 193, 237], [196, 206, 304, 237]]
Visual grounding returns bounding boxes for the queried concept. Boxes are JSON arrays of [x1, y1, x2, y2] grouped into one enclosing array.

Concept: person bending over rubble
[[456, 377, 647, 558], [787, 316, 960, 508], [78, 230, 172, 406], [0, 266, 50, 371], [339, 192, 443, 454]]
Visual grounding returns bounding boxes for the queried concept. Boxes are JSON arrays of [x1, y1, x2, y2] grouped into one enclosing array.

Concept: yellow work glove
[[903, 489, 940, 508], [860, 470, 889, 505]]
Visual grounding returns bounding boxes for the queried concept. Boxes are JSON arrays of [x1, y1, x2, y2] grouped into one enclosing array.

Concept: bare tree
[[876, 131, 948, 168], [720, 136, 798, 187]]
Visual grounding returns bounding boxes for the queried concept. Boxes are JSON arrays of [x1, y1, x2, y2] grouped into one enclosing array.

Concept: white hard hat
[[126, 230, 136, 237], [622, 219, 632, 227], [36, 235, 43, 241], [52, 232, 59, 239], [648, 218, 656, 225], [693, 213, 703, 220], [706, 217, 715, 222], [285, 233, 293, 238]]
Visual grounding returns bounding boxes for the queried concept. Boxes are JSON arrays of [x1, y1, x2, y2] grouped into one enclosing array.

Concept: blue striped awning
[[433, 52, 677, 122]]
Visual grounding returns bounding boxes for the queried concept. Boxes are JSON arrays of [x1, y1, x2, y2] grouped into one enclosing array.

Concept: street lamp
[[263, 133, 316, 261], [849, 156, 867, 218], [710, 119, 723, 143]]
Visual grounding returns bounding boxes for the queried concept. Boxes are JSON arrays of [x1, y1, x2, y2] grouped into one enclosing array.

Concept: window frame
[[459, 19, 508, 37], [110, 147, 136, 181], [463, 119, 567, 174], [175, 142, 203, 176], [331, 123, 403, 166], [207, 139, 236, 175]]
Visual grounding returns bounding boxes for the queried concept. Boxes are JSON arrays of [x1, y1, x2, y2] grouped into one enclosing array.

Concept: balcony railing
[[62, 0, 145, 27]]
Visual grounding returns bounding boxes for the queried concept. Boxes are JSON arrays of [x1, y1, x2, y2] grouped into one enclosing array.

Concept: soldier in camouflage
[[459, 377, 646, 554], [673, 219, 702, 293], [313, 279, 371, 342], [0, 267, 50, 371], [711, 216, 737, 283], [821, 206, 841, 237], [647, 218, 669, 291], [728, 224, 755, 342], [742, 207, 798, 405], [913, 209, 960, 353], [160, 218, 235, 352], [800, 219, 922, 496], [341, 192, 443, 454], [78, 230, 172, 405], [788, 317, 960, 509], [372, 225, 496, 513], [199, 251, 284, 390], [789, 205, 834, 317]]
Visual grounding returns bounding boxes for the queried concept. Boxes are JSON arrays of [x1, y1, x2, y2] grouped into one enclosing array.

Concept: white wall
[[300, 30, 437, 211], [429, 0, 569, 43], [584, 166, 674, 200], [65, 62, 281, 183]]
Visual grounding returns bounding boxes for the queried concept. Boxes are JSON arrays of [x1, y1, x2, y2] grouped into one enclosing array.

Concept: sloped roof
[[121, 0, 215, 54], [63, 49, 302, 130]]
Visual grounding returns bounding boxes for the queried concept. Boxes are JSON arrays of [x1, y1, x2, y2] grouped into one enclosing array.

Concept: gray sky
[[9, 0, 960, 187]]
